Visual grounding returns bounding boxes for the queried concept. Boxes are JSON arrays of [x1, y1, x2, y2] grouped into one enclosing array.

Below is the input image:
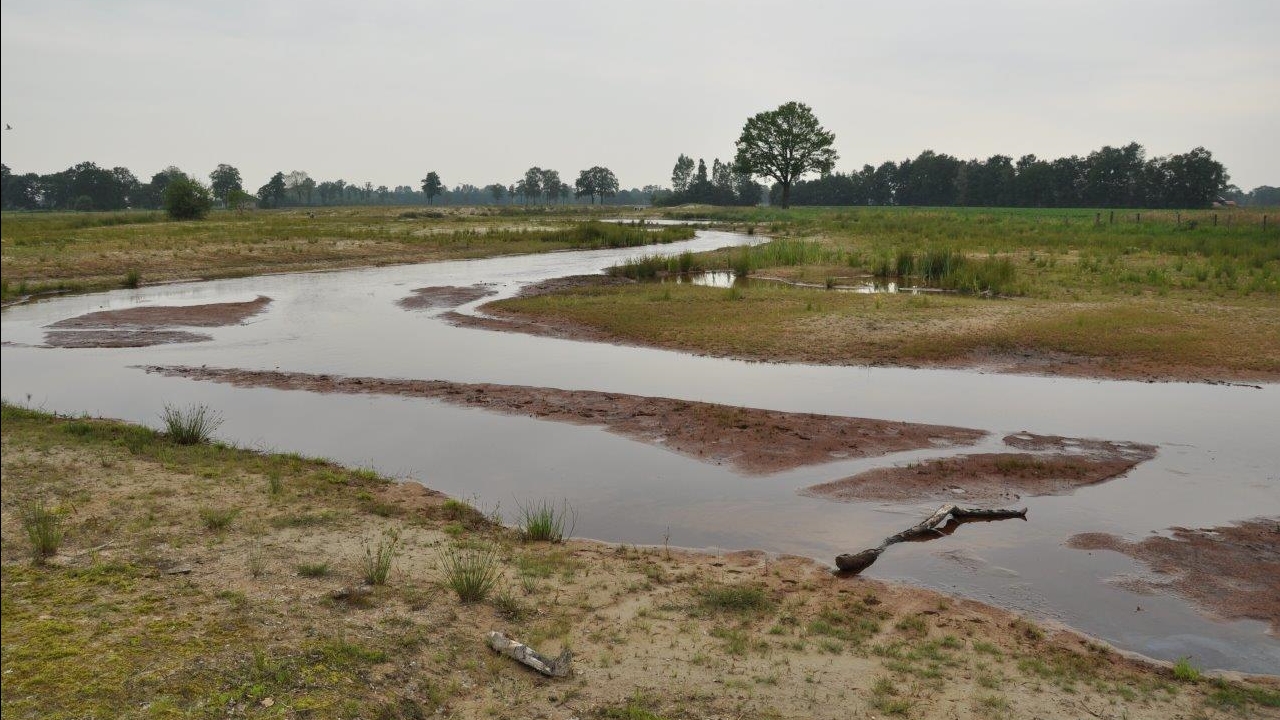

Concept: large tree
[[421, 171, 443, 205], [208, 164, 243, 206], [163, 176, 213, 220], [574, 166, 619, 205], [733, 101, 837, 208], [671, 154, 695, 194]]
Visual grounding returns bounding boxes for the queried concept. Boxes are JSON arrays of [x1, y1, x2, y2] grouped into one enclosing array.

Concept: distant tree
[[574, 166, 619, 204], [671, 154, 695, 195], [507, 184, 517, 205], [1158, 147, 1228, 208], [733, 101, 837, 208], [521, 168, 544, 205], [208, 164, 243, 206], [486, 183, 505, 204], [163, 176, 213, 220], [225, 188, 255, 212], [421, 172, 443, 204], [257, 172, 288, 208], [539, 169, 562, 204], [1248, 185, 1280, 206], [284, 170, 314, 205]]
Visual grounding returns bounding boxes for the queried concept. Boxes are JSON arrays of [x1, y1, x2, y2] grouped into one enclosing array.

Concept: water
[[2, 229, 1277, 673]]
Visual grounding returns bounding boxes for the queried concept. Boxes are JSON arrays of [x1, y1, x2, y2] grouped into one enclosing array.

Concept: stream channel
[[2, 228, 1277, 673]]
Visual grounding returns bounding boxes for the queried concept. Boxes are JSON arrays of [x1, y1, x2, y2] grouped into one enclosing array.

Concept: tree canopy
[[421, 172, 443, 204], [208, 164, 243, 206], [574, 166, 619, 204], [733, 101, 838, 208], [163, 176, 213, 220]]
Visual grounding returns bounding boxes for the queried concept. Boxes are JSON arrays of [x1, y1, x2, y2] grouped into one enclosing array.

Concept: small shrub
[[438, 546, 501, 603], [160, 403, 223, 445], [199, 506, 238, 531], [163, 176, 213, 220], [21, 502, 65, 562], [247, 544, 266, 578], [517, 499, 575, 543], [266, 473, 283, 495], [123, 269, 141, 289], [361, 529, 400, 586]]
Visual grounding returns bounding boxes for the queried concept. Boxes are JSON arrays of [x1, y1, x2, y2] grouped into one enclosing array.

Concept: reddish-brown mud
[[804, 451, 1152, 503], [1069, 520, 1280, 633], [48, 296, 272, 329], [44, 330, 214, 348], [141, 365, 986, 474], [397, 285, 495, 310]]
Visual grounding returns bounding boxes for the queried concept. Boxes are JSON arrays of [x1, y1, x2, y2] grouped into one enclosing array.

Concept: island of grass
[[4, 403, 1277, 718], [481, 206, 1280, 383]]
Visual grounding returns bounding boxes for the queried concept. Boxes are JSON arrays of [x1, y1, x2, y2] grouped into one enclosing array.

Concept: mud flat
[[142, 365, 986, 474], [41, 296, 272, 349], [1070, 519, 1280, 633], [397, 285, 496, 310], [48, 296, 272, 328], [44, 329, 214, 348], [803, 433, 1156, 503]]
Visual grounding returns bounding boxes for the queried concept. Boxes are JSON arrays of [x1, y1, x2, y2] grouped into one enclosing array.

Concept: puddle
[[659, 271, 953, 294], [2, 228, 1278, 673]]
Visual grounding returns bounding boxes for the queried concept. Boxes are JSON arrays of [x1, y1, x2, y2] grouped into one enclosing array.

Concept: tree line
[[0, 162, 659, 212], [774, 143, 1246, 209]]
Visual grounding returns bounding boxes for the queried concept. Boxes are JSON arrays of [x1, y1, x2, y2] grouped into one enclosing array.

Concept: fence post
[[1136, 212, 1141, 224], [1265, 215, 1269, 231], [1095, 212, 1101, 226], [1176, 211, 1181, 227], [1110, 210, 1115, 225]]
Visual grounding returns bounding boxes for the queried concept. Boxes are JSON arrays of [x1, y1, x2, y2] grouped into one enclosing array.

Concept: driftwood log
[[836, 503, 1026, 574], [486, 631, 573, 678]]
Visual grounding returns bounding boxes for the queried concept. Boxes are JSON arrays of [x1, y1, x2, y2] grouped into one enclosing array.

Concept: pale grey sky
[[2, 0, 1277, 191]]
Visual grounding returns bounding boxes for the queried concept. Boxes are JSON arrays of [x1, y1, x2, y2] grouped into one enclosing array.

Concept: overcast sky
[[2, 0, 1277, 191]]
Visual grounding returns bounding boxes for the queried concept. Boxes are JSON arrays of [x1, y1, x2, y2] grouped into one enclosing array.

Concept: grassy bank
[[490, 205, 1280, 382], [0, 207, 688, 301], [4, 404, 1274, 718]]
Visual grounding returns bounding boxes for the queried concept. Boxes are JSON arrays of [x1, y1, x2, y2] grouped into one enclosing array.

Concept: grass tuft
[[160, 403, 223, 445], [516, 499, 576, 543], [198, 506, 238, 532], [361, 529, 400, 586], [696, 584, 772, 615], [438, 546, 501, 603], [20, 502, 65, 562]]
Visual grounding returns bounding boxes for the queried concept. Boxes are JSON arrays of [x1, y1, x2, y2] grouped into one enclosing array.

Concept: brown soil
[[1070, 520, 1280, 633], [803, 433, 1156, 503], [48, 295, 272, 329], [396, 285, 495, 310], [44, 329, 213, 348], [142, 365, 986, 474]]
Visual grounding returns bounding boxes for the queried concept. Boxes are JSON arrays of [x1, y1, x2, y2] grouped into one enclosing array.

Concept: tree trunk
[[780, 182, 791, 208]]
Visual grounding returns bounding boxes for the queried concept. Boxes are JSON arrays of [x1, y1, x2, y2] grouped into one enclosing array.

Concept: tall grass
[[516, 499, 576, 543], [160, 403, 223, 445], [438, 546, 501, 602], [416, 221, 695, 251], [21, 502, 65, 562]]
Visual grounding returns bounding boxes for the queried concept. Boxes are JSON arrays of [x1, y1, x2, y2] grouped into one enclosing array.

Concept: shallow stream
[[3, 228, 1277, 673]]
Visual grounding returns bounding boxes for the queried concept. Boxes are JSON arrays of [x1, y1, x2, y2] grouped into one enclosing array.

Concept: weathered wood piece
[[835, 504, 1026, 574], [487, 631, 572, 678]]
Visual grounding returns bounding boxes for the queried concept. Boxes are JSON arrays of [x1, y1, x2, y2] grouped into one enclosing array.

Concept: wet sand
[[1070, 519, 1280, 633], [141, 365, 986, 475], [803, 433, 1156, 503]]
